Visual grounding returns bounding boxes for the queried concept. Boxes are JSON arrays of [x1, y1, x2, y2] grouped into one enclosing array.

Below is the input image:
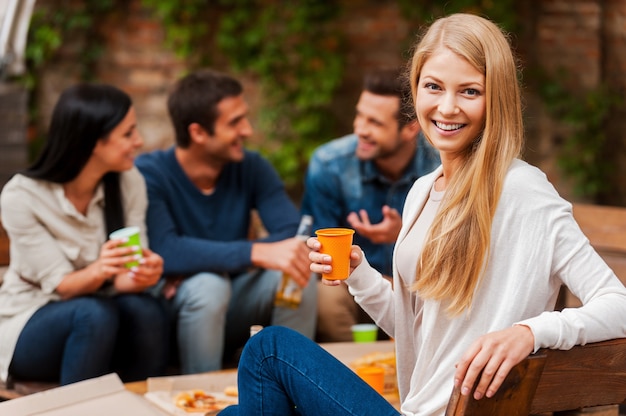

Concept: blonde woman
[[219, 14, 626, 416]]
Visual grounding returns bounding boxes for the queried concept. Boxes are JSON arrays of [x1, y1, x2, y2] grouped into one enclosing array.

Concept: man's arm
[[143, 184, 254, 275], [250, 153, 312, 285]]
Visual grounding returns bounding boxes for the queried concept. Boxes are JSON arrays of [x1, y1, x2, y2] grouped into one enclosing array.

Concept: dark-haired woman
[[0, 83, 167, 386]]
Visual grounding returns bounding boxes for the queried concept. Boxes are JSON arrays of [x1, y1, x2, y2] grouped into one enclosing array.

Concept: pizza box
[[0, 342, 397, 415], [143, 341, 396, 414], [144, 370, 238, 415], [0, 373, 168, 416]]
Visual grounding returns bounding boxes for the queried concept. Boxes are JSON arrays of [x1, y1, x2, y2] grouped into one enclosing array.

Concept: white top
[[347, 159, 626, 416], [0, 167, 149, 382]]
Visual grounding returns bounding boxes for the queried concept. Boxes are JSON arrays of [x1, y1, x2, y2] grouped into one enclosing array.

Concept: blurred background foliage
[[17, 0, 624, 201]]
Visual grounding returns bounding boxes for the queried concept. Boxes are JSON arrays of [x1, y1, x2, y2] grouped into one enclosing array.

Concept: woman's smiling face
[[415, 47, 486, 162]]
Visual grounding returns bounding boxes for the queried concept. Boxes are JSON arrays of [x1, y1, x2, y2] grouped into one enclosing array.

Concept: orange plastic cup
[[315, 228, 355, 280], [356, 366, 385, 394]]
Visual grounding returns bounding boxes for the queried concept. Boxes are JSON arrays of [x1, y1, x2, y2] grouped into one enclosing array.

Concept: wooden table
[[124, 380, 149, 395], [124, 341, 400, 410], [124, 369, 237, 396]]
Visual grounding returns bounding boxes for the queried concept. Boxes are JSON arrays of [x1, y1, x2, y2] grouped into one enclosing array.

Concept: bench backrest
[[573, 203, 626, 284], [0, 219, 8, 266], [445, 338, 626, 415]]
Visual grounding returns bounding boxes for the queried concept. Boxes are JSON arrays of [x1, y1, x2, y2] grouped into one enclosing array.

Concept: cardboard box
[[0, 373, 168, 415], [0, 341, 396, 415], [144, 371, 238, 414], [143, 341, 396, 415]]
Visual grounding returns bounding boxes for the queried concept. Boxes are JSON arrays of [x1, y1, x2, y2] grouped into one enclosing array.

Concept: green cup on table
[[351, 323, 378, 343]]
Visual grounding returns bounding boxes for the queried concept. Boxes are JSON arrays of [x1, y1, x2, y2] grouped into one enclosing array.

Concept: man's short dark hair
[[168, 69, 243, 148], [362, 68, 415, 128]]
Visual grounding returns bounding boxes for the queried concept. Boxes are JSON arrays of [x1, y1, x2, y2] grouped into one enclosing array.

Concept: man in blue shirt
[[301, 68, 440, 342], [136, 70, 316, 374]]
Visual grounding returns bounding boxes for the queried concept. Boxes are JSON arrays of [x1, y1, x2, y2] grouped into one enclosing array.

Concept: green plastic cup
[[109, 226, 142, 268], [351, 323, 378, 343]]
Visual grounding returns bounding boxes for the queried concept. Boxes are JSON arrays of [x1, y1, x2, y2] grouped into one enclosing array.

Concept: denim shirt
[[301, 133, 440, 276]]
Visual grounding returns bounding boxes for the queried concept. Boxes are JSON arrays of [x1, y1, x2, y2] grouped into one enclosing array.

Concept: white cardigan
[[347, 159, 626, 416]]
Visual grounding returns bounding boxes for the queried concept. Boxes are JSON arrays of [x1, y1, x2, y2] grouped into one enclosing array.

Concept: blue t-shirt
[[136, 147, 300, 276], [301, 133, 440, 276]]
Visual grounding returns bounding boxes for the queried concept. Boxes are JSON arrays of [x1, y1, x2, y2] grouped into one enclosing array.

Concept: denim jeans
[[219, 326, 400, 416], [169, 269, 316, 374], [10, 294, 168, 385]]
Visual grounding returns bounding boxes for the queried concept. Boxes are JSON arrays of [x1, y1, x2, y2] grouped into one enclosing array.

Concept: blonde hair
[[409, 14, 524, 315]]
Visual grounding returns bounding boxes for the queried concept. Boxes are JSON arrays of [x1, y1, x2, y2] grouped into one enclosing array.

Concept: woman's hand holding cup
[[307, 230, 363, 286]]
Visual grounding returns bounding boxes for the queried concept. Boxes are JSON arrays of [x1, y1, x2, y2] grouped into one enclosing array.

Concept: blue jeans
[[168, 269, 317, 374], [10, 294, 168, 385], [219, 326, 399, 415]]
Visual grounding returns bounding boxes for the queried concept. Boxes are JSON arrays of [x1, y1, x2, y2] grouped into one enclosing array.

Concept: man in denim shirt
[[301, 68, 440, 342]]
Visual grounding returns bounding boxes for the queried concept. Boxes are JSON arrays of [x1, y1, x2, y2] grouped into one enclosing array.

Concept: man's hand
[[347, 205, 402, 244], [454, 325, 535, 400], [251, 237, 312, 287]]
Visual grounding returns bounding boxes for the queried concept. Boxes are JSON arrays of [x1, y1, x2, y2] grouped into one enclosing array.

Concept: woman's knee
[[246, 326, 296, 356], [116, 293, 165, 320], [70, 297, 119, 334]]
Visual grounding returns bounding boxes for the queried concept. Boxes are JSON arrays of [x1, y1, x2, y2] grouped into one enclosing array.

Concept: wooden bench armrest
[[445, 338, 626, 416], [445, 351, 547, 416]]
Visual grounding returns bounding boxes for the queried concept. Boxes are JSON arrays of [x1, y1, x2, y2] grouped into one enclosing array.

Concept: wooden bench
[[554, 203, 626, 309], [0, 218, 8, 270], [573, 203, 626, 283], [445, 338, 626, 415], [0, 221, 61, 401]]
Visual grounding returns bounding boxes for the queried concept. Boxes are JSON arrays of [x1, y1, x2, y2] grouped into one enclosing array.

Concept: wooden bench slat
[[573, 204, 626, 253], [530, 338, 626, 414], [0, 219, 8, 267], [0, 379, 59, 401]]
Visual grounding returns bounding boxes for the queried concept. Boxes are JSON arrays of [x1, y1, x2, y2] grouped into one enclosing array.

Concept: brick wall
[[331, 1, 414, 134], [94, 1, 186, 152], [601, 0, 626, 205], [9, 0, 626, 205], [520, 0, 603, 201], [0, 83, 28, 187], [517, 0, 626, 204]]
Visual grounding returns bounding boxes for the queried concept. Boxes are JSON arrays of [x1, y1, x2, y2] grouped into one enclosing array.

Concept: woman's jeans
[[10, 293, 168, 385], [219, 326, 400, 416]]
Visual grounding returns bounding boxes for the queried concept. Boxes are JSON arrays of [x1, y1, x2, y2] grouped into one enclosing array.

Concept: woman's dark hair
[[23, 83, 132, 234]]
